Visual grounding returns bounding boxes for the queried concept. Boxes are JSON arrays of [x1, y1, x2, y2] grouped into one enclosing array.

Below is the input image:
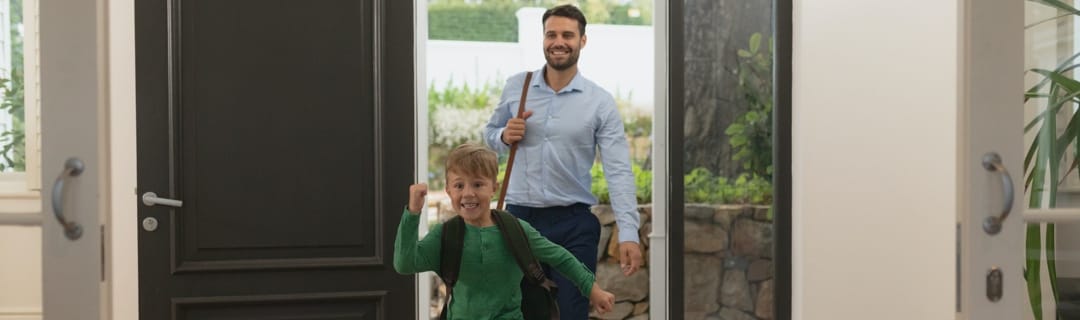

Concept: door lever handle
[[142, 192, 183, 208]]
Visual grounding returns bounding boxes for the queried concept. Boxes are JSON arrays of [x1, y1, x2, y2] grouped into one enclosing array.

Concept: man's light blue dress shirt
[[483, 68, 641, 243]]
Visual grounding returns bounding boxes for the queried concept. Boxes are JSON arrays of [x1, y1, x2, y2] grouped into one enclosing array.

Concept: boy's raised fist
[[408, 183, 428, 214]]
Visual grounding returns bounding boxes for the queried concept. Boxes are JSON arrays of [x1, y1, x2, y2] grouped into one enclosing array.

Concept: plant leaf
[[1030, 0, 1080, 15], [1058, 156, 1080, 188], [1026, 109, 1046, 133], [1052, 99, 1080, 164], [1034, 69, 1080, 92], [1027, 90, 1080, 134], [1026, 136, 1039, 191], [1027, 224, 1044, 320], [1048, 223, 1060, 304], [749, 33, 761, 54], [1027, 56, 1080, 101], [1047, 85, 1061, 206], [725, 123, 745, 135]]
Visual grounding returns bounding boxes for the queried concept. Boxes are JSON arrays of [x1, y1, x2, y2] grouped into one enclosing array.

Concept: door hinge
[[100, 225, 106, 282], [956, 222, 961, 313]]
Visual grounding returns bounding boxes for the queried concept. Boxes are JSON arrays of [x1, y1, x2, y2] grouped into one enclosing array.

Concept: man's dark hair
[[542, 4, 587, 36]]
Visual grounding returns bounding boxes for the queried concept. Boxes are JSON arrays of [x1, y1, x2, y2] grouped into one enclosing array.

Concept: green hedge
[[429, 3, 519, 42], [428, 1, 652, 42], [591, 165, 771, 206]]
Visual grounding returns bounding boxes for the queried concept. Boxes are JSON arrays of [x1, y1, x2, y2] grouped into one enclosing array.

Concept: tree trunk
[[682, 0, 771, 176]]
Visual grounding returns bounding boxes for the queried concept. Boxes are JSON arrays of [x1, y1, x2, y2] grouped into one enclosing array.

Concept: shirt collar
[[532, 66, 585, 94]]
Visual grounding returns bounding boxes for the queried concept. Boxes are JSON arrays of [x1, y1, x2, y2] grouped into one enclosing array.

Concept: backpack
[[439, 210, 560, 320]]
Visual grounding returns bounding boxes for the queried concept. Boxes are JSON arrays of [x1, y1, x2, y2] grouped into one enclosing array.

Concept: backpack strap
[[490, 210, 560, 320], [438, 216, 465, 320], [490, 210, 543, 283]]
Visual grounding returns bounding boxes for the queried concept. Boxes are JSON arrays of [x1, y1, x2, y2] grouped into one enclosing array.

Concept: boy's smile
[[446, 170, 496, 227]]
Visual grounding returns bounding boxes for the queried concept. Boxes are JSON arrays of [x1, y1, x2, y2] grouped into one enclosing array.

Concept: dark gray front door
[[135, 0, 415, 319]]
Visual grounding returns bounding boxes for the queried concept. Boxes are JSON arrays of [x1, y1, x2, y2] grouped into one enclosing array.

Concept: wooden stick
[[497, 72, 533, 211]]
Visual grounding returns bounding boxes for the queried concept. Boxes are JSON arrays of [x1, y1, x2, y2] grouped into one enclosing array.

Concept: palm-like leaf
[[1024, 68, 1075, 320], [1031, 0, 1080, 15], [1023, 2, 1080, 317]]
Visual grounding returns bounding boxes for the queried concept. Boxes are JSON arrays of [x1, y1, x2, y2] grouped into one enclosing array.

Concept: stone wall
[[679, 204, 774, 320], [589, 205, 652, 320], [426, 198, 774, 320], [590, 204, 773, 320]]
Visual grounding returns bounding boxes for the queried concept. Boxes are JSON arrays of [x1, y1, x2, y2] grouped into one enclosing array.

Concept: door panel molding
[[172, 291, 385, 320], [173, 257, 383, 274], [168, 0, 384, 265]]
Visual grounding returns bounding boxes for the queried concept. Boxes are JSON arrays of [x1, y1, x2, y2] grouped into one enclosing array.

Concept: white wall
[[792, 0, 957, 319], [0, 181, 42, 320], [579, 24, 655, 110], [0, 226, 41, 320], [426, 40, 522, 90]]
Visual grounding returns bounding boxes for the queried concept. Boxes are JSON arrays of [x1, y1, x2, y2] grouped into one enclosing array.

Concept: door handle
[[982, 152, 1013, 235], [51, 157, 84, 240], [141, 192, 183, 208]]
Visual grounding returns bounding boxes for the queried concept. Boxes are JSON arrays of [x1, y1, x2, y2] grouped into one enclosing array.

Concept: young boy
[[394, 143, 615, 319]]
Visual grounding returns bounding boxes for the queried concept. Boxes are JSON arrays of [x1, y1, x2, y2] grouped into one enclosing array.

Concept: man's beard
[[545, 49, 579, 71]]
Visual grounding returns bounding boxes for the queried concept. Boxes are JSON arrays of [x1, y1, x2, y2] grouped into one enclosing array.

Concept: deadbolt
[[142, 217, 158, 232], [987, 266, 1003, 302]]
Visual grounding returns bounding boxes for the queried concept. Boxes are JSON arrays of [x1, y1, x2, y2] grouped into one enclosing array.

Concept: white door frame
[[410, 0, 672, 319], [650, 0, 670, 318], [413, 0, 432, 318], [105, 0, 139, 318]]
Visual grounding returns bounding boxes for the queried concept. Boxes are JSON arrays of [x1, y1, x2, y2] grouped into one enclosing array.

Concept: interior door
[[962, 0, 1023, 318], [135, 0, 416, 319], [973, 0, 1080, 319], [39, 0, 105, 318]]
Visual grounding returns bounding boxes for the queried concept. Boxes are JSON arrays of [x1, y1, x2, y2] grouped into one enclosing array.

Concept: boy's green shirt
[[393, 209, 596, 320]]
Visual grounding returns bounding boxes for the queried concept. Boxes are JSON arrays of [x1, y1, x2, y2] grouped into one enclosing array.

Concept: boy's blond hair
[[445, 143, 499, 183]]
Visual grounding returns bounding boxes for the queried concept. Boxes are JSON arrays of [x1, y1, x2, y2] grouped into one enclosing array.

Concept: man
[[483, 4, 643, 318]]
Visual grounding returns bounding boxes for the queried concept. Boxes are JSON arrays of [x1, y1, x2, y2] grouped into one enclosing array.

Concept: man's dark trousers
[[507, 203, 600, 320]]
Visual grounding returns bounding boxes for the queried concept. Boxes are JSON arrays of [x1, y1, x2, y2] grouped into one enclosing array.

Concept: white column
[[516, 7, 545, 71]]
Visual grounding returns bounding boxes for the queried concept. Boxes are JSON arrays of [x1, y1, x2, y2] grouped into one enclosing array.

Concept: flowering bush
[[430, 107, 490, 147]]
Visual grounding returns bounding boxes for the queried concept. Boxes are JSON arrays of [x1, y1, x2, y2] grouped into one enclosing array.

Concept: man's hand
[[589, 283, 615, 314], [501, 111, 534, 145], [407, 183, 428, 214], [618, 241, 643, 276]]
